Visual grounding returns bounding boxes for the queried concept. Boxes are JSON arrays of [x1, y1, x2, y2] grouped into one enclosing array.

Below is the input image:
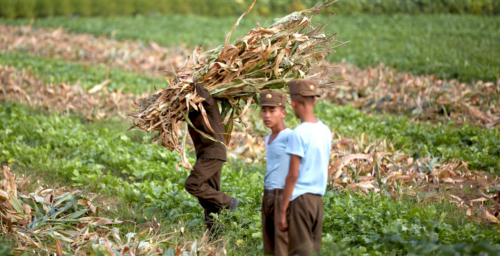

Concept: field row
[[0, 52, 163, 94], [2, 52, 500, 171], [0, 24, 187, 76], [2, 23, 498, 130], [2, 8, 500, 255], [2, 65, 500, 253], [2, 103, 500, 255], [0, 0, 498, 19], [2, 14, 498, 82]]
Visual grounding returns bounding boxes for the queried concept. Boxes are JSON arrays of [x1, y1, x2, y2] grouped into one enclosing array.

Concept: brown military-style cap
[[260, 91, 287, 107], [288, 79, 320, 97]]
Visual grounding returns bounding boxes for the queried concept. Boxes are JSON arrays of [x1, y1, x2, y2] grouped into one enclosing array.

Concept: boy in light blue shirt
[[260, 91, 292, 256], [278, 79, 332, 256]]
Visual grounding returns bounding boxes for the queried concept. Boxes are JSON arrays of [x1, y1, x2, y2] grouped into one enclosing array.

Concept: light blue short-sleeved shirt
[[285, 121, 332, 201], [264, 128, 292, 190]]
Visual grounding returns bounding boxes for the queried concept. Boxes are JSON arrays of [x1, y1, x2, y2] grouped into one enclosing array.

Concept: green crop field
[[0, 0, 498, 18], [3, 14, 499, 82], [1, 2, 500, 255], [2, 103, 500, 255]]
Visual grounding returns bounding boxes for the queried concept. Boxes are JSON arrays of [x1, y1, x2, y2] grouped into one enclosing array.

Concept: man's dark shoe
[[230, 197, 239, 212]]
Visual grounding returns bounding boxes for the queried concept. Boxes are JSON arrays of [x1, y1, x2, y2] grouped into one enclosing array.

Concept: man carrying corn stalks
[[128, 0, 341, 240], [183, 82, 239, 236]]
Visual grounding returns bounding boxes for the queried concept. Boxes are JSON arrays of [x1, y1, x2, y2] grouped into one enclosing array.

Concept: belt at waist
[[264, 189, 284, 197]]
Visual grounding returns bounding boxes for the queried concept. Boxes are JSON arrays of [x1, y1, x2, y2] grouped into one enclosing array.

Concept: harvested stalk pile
[[129, 0, 343, 168], [0, 165, 122, 254], [0, 23, 187, 75], [321, 63, 500, 129], [327, 133, 500, 226], [0, 166, 228, 255], [0, 65, 137, 120]]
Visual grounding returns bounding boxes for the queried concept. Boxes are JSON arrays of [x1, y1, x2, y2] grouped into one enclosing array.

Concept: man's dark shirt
[[187, 83, 227, 162]]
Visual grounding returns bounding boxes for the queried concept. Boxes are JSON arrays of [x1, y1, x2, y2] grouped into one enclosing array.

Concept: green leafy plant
[[1, 103, 500, 255], [35, 0, 53, 17], [14, 0, 36, 18], [1, 0, 499, 18]]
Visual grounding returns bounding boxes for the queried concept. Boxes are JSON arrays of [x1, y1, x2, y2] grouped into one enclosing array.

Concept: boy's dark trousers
[[287, 193, 323, 256], [184, 158, 232, 231], [262, 189, 288, 256]]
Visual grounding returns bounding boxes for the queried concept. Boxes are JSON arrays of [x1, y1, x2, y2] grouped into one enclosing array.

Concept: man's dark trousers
[[184, 82, 231, 232], [185, 158, 232, 231]]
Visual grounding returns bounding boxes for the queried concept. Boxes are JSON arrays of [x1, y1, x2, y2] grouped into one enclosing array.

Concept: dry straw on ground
[[323, 63, 500, 129], [0, 23, 187, 75], [0, 166, 228, 255], [0, 65, 137, 120], [326, 132, 500, 226], [128, 0, 343, 169]]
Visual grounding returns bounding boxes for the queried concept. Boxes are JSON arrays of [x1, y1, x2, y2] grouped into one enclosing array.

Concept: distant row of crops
[[0, 0, 498, 18]]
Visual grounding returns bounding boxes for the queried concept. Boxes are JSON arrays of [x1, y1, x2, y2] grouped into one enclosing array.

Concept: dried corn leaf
[[129, 1, 342, 166]]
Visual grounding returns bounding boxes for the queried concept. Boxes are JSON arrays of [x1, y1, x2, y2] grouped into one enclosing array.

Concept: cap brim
[[290, 93, 321, 97], [260, 103, 283, 107]]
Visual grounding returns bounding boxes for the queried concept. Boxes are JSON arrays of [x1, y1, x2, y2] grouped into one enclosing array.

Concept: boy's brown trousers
[[262, 189, 288, 255], [287, 193, 323, 256]]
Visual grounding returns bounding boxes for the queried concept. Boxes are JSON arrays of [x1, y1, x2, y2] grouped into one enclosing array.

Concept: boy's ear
[[313, 97, 317, 106]]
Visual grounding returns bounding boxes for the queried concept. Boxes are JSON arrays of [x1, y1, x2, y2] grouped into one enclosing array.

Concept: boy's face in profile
[[261, 106, 286, 128]]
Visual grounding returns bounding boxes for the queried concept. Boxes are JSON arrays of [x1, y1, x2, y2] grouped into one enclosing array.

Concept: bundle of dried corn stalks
[[128, 0, 343, 168]]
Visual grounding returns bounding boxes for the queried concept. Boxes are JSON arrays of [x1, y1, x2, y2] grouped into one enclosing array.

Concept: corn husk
[[128, 0, 343, 168]]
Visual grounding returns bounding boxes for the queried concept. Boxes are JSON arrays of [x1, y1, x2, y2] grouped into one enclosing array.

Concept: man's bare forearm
[[281, 173, 298, 213], [278, 154, 301, 232], [281, 155, 301, 213]]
